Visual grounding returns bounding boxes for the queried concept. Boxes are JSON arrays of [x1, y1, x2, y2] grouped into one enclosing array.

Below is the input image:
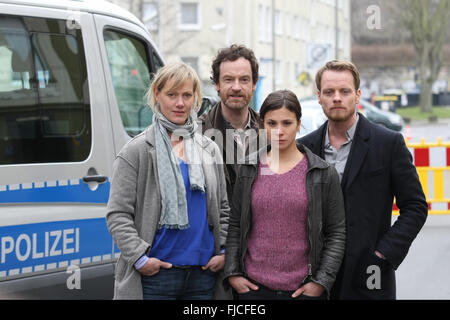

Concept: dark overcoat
[[299, 114, 428, 299]]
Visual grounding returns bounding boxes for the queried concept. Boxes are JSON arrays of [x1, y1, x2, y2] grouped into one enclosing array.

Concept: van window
[[104, 30, 155, 137], [152, 48, 163, 71], [0, 16, 91, 165]]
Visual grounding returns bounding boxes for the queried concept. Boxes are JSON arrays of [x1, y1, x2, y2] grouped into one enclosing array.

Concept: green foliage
[[396, 106, 450, 120]]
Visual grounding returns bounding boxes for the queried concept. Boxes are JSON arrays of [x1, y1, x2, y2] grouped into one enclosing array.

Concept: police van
[[0, 0, 164, 298]]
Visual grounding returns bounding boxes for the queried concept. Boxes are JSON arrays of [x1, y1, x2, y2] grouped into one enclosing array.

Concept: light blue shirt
[[324, 114, 359, 182]]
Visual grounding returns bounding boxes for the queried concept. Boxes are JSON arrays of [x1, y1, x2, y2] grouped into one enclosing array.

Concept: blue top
[[146, 158, 215, 266]]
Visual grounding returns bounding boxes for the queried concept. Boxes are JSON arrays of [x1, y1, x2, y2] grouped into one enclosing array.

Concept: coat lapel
[[341, 114, 371, 190], [304, 121, 328, 159]]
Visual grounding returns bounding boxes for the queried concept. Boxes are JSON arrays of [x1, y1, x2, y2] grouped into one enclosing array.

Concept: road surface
[[396, 214, 450, 299], [406, 120, 450, 143]]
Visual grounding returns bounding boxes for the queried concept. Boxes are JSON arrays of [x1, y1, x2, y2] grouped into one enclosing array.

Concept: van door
[[0, 9, 114, 298], [93, 14, 164, 155]]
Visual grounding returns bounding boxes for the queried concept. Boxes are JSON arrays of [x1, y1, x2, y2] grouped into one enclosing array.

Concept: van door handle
[[82, 175, 107, 184], [82, 167, 107, 184]]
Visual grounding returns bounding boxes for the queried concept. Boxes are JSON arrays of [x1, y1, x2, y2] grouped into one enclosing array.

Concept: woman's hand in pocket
[[228, 276, 259, 294], [138, 258, 172, 276], [202, 254, 225, 273], [292, 281, 325, 298]]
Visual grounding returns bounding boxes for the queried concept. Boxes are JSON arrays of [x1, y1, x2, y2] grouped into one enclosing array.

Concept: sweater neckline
[[259, 156, 307, 176]]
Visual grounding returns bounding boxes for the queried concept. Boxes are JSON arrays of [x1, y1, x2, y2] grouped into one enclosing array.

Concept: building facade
[[109, 0, 351, 108]]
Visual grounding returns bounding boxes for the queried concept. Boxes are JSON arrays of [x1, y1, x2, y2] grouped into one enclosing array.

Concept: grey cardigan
[[106, 125, 230, 299]]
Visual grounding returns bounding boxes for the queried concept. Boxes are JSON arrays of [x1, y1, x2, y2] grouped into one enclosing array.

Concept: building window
[[181, 57, 199, 74], [285, 61, 291, 84], [179, 2, 200, 31], [293, 15, 300, 40], [275, 10, 282, 36], [258, 58, 273, 102], [299, 18, 310, 41], [143, 2, 158, 31], [327, 25, 333, 44], [285, 13, 291, 38], [265, 6, 272, 43], [275, 60, 282, 85], [339, 30, 345, 50], [258, 4, 264, 42]]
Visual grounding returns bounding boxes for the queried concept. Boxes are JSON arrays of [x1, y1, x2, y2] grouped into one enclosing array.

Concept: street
[[406, 119, 450, 144], [395, 120, 450, 299], [396, 214, 450, 299]]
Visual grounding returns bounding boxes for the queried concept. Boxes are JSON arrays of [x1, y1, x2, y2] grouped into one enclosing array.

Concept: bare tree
[[399, 0, 450, 113]]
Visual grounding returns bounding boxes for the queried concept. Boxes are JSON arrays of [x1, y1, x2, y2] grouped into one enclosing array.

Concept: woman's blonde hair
[[146, 61, 202, 114]]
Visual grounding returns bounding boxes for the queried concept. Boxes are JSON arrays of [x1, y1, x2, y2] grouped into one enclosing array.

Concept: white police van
[[0, 0, 164, 298]]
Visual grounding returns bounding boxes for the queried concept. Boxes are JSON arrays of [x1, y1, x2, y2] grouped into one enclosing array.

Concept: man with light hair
[[299, 60, 428, 299]]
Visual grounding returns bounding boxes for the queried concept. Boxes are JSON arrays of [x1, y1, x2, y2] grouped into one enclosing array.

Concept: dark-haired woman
[[224, 90, 346, 300]]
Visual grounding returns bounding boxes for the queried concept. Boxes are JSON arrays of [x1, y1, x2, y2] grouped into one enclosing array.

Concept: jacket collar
[[245, 141, 329, 171], [316, 112, 371, 188], [299, 143, 330, 170], [145, 124, 156, 147], [340, 113, 371, 189], [307, 112, 369, 155]]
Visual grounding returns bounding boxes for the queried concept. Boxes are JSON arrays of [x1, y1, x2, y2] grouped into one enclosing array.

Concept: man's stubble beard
[[224, 99, 248, 111], [323, 105, 357, 123], [218, 90, 251, 111]]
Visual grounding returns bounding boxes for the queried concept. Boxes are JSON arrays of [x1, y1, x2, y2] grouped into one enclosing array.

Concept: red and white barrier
[[398, 139, 450, 214]]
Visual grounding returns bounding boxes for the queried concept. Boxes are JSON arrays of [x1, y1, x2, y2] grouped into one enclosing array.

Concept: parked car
[[296, 99, 327, 138], [295, 98, 404, 139], [358, 99, 404, 132]]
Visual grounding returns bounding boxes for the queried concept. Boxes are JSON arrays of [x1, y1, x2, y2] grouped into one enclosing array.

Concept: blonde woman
[[107, 62, 230, 300]]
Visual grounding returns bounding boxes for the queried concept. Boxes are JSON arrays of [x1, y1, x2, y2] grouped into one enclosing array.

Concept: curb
[[404, 118, 450, 126]]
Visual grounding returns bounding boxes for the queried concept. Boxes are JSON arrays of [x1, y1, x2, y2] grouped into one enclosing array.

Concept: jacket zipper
[[304, 165, 315, 285], [300, 264, 313, 286]]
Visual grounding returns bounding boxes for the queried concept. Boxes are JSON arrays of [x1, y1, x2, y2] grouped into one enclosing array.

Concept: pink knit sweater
[[244, 157, 310, 291]]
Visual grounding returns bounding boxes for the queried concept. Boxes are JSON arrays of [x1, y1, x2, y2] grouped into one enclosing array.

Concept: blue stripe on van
[[0, 180, 110, 204], [0, 218, 115, 278]]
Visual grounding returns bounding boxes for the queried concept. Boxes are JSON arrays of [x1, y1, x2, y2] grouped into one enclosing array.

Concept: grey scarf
[[154, 111, 205, 230]]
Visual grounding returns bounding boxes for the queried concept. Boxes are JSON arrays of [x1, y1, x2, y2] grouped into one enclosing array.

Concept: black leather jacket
[[224, 143, 346, 295]]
